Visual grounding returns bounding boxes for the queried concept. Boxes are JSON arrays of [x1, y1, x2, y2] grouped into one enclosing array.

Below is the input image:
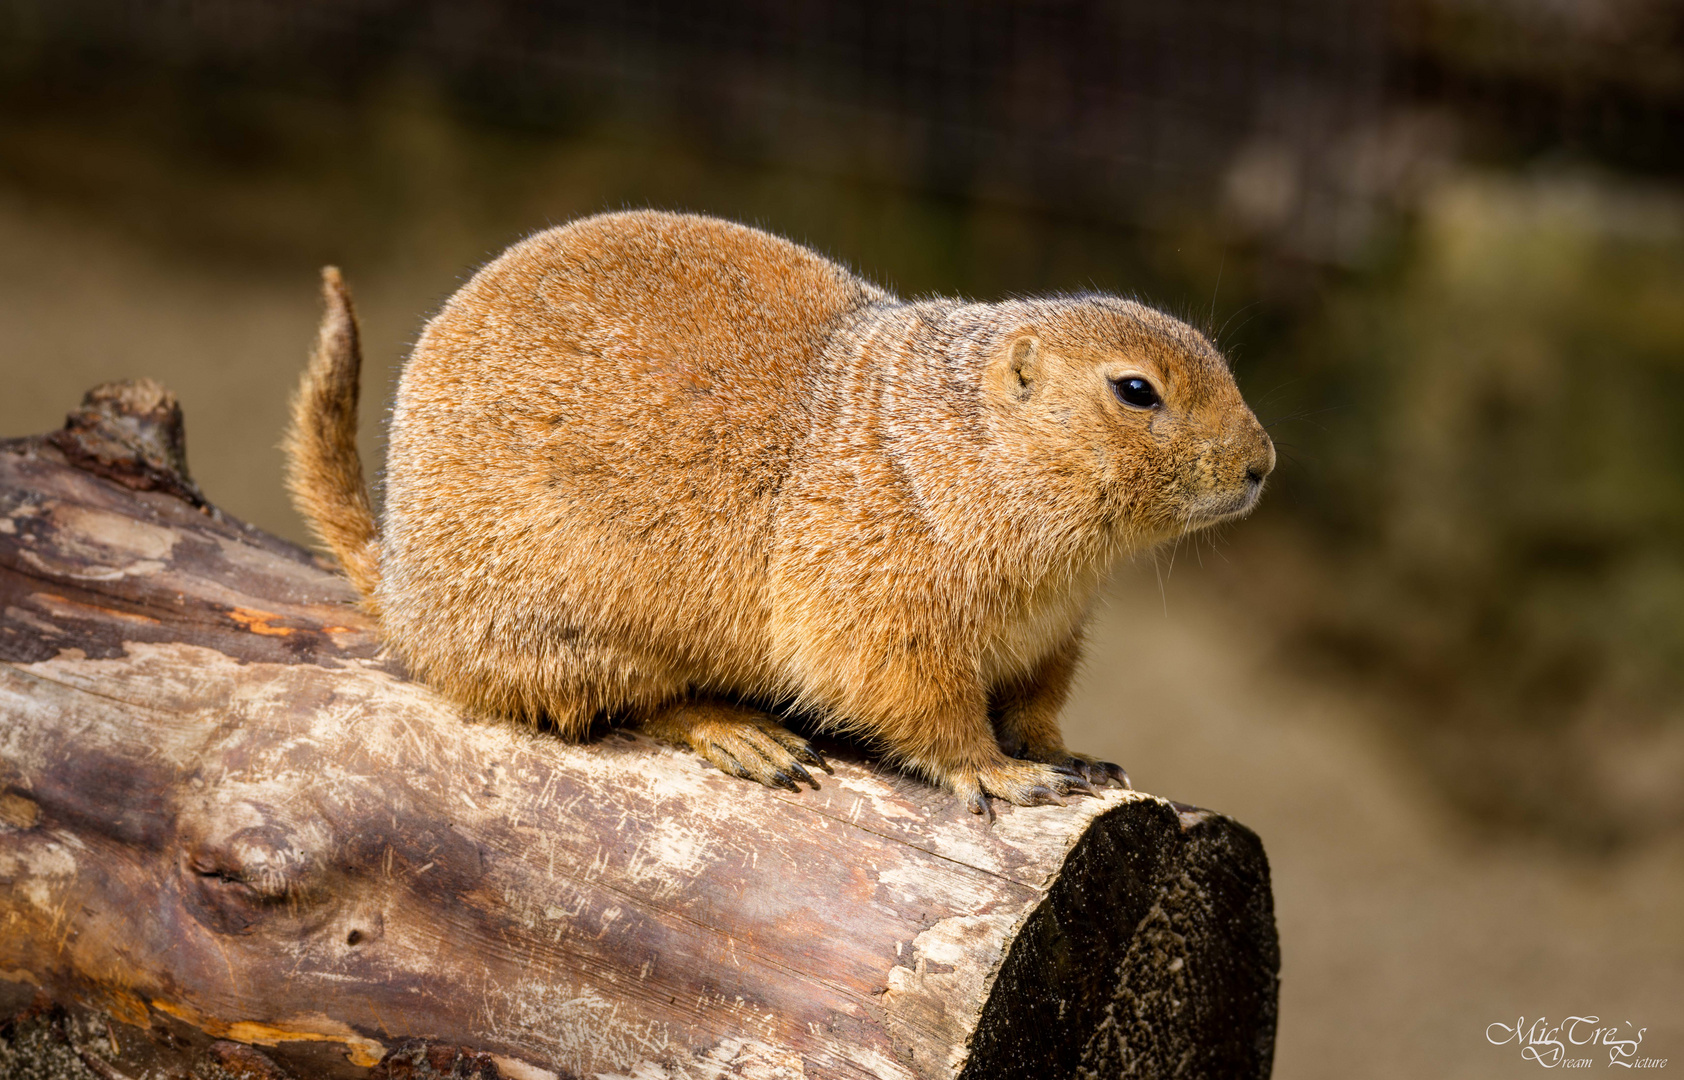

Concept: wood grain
[[0, 382, 1278, 1079]]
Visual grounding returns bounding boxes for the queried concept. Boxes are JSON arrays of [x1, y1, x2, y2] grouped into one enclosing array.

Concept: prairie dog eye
[[1112, 376, 1161, 410]]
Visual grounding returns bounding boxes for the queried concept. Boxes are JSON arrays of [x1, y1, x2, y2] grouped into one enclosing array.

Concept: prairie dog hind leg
[[637, 700, 832, 792]]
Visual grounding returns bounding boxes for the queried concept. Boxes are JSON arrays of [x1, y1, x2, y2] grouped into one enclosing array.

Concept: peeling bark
[[0, 383, 1279, 1080]]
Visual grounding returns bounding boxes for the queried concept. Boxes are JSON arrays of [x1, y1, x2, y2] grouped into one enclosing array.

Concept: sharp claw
[[786, 761, 818, 790], [712, 747, 758, 783], [967, 791, 995, 822], [1064, 778, 1100, 798], [1043, 769, 1096, 797], [1109, 764, 1133, 790], [769, 770, 802, 793], [802, 746, 835, 774], [1024, 785, 1065, 807]]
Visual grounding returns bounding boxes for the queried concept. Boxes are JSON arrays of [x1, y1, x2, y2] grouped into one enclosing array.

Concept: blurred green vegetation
[[1276, 171, 1684, 848]]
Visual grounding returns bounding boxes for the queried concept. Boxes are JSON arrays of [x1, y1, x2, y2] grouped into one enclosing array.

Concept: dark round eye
[[1112, 377, 1161, 410]]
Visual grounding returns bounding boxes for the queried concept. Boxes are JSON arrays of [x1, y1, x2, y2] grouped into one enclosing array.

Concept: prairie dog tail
[[283, 267, 382, 606]]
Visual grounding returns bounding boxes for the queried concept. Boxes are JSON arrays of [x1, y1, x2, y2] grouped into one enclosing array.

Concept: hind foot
[[639, 701, 832, 793]]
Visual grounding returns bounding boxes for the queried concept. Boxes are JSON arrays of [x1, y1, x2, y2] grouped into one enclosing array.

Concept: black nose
[[1245, 466, 1266, 485]]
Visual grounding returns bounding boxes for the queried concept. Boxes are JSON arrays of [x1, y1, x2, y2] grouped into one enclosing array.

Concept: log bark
[[0, 381, 1279, 1080]]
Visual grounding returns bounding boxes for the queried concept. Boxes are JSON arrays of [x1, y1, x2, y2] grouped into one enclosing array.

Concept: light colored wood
[[0, 383, 1279, 1080]]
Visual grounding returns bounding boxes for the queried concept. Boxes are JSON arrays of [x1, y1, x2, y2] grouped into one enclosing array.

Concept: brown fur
[[285, 211, 1274, 813], [283, 267, 382, 605]]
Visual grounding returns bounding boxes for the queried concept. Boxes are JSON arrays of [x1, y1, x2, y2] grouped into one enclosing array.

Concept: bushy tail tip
[[282, 266, 383, 607]]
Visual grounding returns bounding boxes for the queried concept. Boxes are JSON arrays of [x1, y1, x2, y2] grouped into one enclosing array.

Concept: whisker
[[1216, 307, 1265, 351], [1250, 377, 1305, 409], [1215, 303, 1259, 346], [1260, 404, 1347, 425]]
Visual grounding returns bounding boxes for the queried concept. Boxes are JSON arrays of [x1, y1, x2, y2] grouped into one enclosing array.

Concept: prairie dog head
[[983, 296, 1275, 544]]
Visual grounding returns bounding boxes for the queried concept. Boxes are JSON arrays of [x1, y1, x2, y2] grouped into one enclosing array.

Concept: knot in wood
[[176, 793, 337, 936]]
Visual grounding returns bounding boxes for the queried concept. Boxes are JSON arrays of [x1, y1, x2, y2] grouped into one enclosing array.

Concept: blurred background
[[1, 1, 1679, 1075]]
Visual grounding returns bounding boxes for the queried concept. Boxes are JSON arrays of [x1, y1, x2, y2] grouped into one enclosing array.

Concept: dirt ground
[[3, 190, 1678, 1077]]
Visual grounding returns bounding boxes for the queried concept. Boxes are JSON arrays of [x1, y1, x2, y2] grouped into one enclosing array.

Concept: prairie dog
[[285, 211, 1274, 815]]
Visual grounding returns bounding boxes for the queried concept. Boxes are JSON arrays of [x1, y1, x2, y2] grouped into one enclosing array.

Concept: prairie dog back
[[286, 209, 1274, 814], [382, 214, 882, 713]]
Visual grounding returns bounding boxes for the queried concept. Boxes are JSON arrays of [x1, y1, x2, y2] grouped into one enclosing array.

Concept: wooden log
[[0, 381, 1279, 1080]]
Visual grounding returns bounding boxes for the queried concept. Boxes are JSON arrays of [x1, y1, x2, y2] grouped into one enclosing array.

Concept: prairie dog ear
[[987, 334, 1041, 404]]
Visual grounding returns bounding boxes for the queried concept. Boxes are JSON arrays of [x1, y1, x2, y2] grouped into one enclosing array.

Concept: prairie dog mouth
[[1184, 479, 1264, 526]]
